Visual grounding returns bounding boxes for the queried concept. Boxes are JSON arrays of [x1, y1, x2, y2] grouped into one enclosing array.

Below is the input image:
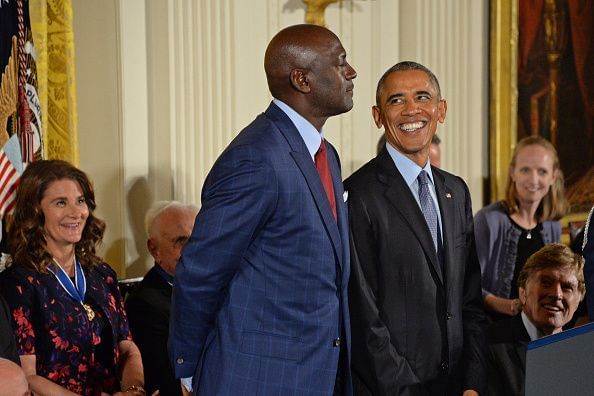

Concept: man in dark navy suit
[[169, 24, 356, 395]]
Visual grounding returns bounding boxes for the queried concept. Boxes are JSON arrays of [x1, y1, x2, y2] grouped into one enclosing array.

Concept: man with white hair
[[126, 201, 198, 396]]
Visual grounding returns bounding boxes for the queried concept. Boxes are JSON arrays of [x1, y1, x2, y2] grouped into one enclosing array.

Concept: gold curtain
[[29, 0, 79, 165]]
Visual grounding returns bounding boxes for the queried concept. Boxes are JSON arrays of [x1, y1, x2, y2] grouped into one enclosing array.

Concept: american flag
[[0, 134, 23, 219]]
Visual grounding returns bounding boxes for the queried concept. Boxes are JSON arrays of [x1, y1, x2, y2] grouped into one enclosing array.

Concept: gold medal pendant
[[83, 303, 95, 321]]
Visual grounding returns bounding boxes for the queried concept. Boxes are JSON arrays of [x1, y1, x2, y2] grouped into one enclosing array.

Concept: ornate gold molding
[[489, 0, 518, 201], [303, 0, 338, 26]]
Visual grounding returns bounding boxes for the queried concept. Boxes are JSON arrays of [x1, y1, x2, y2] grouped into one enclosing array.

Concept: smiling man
[[485, 243, 584, 396], [345, 61, 486, 395]]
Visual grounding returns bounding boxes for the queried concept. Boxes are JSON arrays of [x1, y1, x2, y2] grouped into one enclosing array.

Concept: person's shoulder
[[87, 262, 119, 283], [126, 272, 170, 314], [542, 217, 561, 231], [476, 201, 507, 219], [433, 166, 469, 191], [0, 264, 37, 282], [344, 157, 380, 190], [126, 282, 169, 309], [486, 315, 521, 344], [129, 269, 168, 297], [213, 125, 278, 171]]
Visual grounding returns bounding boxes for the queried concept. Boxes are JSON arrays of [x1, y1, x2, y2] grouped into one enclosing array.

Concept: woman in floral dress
[[0, 160, 145, 396]]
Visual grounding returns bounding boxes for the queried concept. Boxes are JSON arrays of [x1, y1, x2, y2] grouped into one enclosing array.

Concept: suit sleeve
[[0, 294, 19, 364], [484, 344, 506, 396], [347, 191, 422, 395], [127, 290, 178, 395], [473, 207, 495, 298], [169, 144, 277, 379], [0, 269, 37, 357], [460, 180, 487, 393]]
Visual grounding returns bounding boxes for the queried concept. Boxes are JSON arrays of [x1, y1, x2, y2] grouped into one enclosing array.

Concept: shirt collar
[[154, 263, 174, 285], [273, 98, 322, 160], [385, 141, 434, 187], [521, 311, 546, 341]]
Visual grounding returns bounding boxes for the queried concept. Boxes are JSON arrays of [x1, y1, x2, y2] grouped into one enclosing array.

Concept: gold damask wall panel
[[30, 0, 79, 165]]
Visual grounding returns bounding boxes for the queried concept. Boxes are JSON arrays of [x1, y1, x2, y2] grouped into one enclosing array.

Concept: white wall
[[73, 0, 488, 277]]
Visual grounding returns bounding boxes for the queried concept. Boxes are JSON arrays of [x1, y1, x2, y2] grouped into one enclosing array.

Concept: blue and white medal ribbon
[[49, 257, 95, 321]]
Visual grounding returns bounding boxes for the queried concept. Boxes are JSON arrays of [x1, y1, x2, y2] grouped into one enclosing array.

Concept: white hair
[[145, 200, 199, 237]]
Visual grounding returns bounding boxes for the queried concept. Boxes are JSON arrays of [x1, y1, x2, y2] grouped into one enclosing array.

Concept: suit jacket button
[[446, 312, 452, 320], [440, 362, 449, 372], [176, 357, 184, 364], [333, 338, 341, 347]]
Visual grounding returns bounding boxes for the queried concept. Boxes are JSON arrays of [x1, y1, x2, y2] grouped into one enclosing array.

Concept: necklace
[[49, 256, 95, 321], [526, 229, 532, 239]]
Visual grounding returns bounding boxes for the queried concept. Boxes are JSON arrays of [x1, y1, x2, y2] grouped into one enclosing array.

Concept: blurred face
[[40, 179, 89, 254], [520, 266, 582, 335], [148, 208, 196, 276], [429, 142, 441, 168], [309, 36, 357, 118], [373, 70, 447, 167], [510, 144, 556, 208]]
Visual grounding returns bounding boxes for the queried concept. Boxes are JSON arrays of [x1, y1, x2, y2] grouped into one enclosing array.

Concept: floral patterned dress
[[0, 262, 131, 395]]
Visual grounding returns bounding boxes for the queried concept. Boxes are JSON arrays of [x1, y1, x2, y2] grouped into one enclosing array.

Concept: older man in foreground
[[485, 243, 585, 396]]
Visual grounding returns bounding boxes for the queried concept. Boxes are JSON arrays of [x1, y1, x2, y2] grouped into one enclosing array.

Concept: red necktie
[[315, 139, 337, 220]]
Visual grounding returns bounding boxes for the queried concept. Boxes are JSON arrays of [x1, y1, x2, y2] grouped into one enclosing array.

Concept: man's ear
[[372, 106, 383, 129], [290, 69, 311, 93], [438, 99, 447, 123], [519, 287, 527, 305], [147, 238, 159, 262]]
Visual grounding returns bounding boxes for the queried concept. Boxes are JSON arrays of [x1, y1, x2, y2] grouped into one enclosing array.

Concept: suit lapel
[[433, 169, 455, 286], [376, 149, 443, 284], [265, 104, 343, 268]]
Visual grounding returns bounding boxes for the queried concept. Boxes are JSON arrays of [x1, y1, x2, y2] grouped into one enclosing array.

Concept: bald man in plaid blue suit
[[169, 24, 357, 395]]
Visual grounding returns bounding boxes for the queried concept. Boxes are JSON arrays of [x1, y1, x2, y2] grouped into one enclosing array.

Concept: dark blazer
[[126, 265, 180, 396], [345, 148, 486, 395], [485, 315, 529, 396], [169, 102, 351, 395]]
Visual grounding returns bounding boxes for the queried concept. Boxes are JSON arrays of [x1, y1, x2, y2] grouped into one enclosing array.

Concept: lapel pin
[[446, 193, 452, 199], [343, 191, 348, 202]]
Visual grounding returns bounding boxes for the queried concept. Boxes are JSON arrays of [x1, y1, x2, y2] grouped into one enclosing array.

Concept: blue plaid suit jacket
[[169, 102, 351, 395]]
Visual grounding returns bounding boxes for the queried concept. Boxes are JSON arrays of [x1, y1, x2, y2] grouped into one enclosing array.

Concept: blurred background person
[[0, 160, 145, 396], [428, 134, 441, 168], [485, 243, 584, 396], [126, 201, 198, 396], [475, 136, 568, 321]]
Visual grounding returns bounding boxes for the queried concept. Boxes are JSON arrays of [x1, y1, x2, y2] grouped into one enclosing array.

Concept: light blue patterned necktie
[[418, 170, 439, 252]]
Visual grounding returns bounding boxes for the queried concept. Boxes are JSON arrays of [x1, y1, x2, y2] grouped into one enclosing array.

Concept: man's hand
[[463, 390, 479, 396]]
